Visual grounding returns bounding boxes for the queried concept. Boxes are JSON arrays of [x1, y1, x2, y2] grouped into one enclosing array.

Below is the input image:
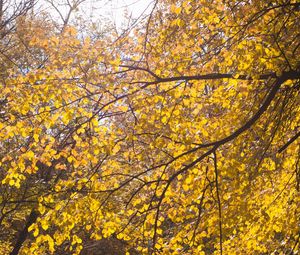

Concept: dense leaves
[[0, 0, 300, 254]]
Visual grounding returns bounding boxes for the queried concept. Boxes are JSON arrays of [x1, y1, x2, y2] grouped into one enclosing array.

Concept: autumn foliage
[[0, 0, 300, 254]]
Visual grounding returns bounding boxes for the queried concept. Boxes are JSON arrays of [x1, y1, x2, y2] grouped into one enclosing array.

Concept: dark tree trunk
[[9, 210, 38, 255]]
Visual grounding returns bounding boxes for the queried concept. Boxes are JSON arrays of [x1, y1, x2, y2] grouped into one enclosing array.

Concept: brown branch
[[151, 146, 217, 253], [213, 151, 223, 255], [9, 210, 38, 255], [278, 131, 300, 153], [129, 72, 278, 85], [129, 70, 300, 87], [202, 70, 300, 148], [191, 177, 210, 245], [120, 64, 161, 80]]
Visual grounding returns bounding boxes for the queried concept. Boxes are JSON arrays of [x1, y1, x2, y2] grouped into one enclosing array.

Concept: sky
[[98, 0, 154, 25], [37, 0, 154, 30], [91, 0, 155, 29]]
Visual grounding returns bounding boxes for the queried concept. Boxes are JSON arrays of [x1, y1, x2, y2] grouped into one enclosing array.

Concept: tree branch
[[10, 210, 38, 255], [213, 151, 223, 255], [278, 131, 300, 153]]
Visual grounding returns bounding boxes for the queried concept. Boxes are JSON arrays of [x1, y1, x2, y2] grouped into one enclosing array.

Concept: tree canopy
[[0, 0, 299, 254]]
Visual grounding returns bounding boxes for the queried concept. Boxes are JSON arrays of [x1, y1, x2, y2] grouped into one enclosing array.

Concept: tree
[[0, 0, 299, 254]]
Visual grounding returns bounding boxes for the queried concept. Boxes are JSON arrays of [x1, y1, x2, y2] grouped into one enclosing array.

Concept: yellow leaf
[[33, 134, 39, 142]]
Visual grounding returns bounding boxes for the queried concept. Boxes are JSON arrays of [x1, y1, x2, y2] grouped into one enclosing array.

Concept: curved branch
[[203, 70, 300, 148]]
